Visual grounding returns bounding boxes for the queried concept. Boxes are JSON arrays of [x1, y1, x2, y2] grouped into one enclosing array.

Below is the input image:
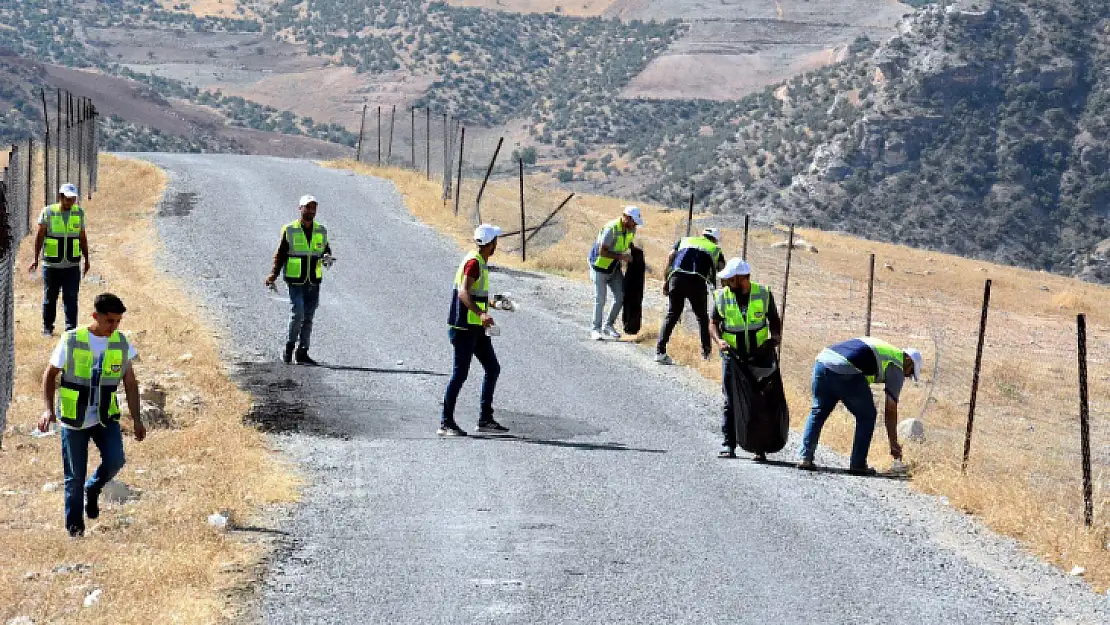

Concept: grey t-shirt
[[816, 348, 906, 402], [598, 224, 617, 249]]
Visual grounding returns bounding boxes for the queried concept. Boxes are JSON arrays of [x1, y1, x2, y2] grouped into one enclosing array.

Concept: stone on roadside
[[8, 616, 35, 625], [82, 588, 102, 607], [139, 400, 171, 429], [42, 482, 58, 493], [208, 511, 230, 530], [101, 480, 135, 504], [897, 419, 925, 443], [1070, 566, 1086, 577]]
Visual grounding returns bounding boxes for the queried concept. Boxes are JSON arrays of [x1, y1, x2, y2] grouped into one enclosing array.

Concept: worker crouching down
[[710, 258, 788, 460]]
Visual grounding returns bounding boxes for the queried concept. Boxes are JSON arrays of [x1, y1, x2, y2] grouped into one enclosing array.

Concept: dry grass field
[[332, 159, 1110, 591], [0, 155, 297, 624]]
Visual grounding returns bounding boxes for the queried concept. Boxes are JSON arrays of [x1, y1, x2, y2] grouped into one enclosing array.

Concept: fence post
[[962, 279, 992, 474], [1077, 313, 1093, 527], [474, 137, 503, 224], [778, 225, 795, 356], [865, 253, 876, 336], [26, 137, 34, 232], [76, 98, 84, 196], [741, 214, 749, 260], [40, 89, 49, 206], [387, 105, 396, 161], [377, 105, 382, 166], [454, 127, 465, 216], [685, 193, 694, 237], [355, 104, 366, 162], [55, 88, 61, 195], [519, 158, 526, 262], [410, 107, 416, 167], [425, 107, 431, 179]]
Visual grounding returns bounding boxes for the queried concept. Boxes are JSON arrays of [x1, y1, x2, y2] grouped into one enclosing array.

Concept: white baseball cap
[[904, 347, 923, 382], [59, 183, 79, 198], [299, 194, 318, 207], [702, 227, 721, 242], [719, 258, 751, 279], [474, 224, 501, 245], [623, 205, 644, 226]]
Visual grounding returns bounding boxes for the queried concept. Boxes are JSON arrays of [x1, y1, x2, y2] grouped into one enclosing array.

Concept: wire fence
[[0, 88, 100, 448]]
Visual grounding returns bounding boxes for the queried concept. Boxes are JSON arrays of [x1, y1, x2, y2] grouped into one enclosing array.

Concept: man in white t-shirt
[[39, 293, 145, 537]]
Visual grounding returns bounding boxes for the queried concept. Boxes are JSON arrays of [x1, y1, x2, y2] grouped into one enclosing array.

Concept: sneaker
[[294, 349, 318, 366], [437, 423, 468, 437], [797, 459, 816, 471], [654, 353, 673, 365], [477, 419, 509, 433], [848, 465, 878, 476], [85, 489, 99, 520], [753, 452, 767, 463], [42, 328, 53, 337], [602, 326, 621, 340], [67, 525, 84, 538], [282, 342, 295, 364], [590, 330, 603, 341], [718, 444, 737, 459], [702, 348, 712, 361]]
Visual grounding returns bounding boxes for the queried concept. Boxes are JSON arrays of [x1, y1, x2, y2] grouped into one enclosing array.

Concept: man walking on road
[[29, 183, 89, 337], [39, 293, 145, 537], [440, 224, 509, 437], [588, 206, 643, 341], [710, 259, 782, 458], [655, 227, 725, 363], [798, 337, 923, 474], [264, 195, 332, 365]]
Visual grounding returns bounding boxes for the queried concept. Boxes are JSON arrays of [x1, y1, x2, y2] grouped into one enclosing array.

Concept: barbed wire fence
[[0, 88, 100, 449]]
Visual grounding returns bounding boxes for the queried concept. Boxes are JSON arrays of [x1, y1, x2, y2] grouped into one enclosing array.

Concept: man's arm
[[122, 367, 146, 441], [38, 365, 60, 431], [597, 228, 630, 261], [884, 395, 902, 459], [459, 273, 493, 327], [264, 235, 289, 286], [79, 229, 90, 275], [709, 307, 728, 350], [28, 223, 46, 271]]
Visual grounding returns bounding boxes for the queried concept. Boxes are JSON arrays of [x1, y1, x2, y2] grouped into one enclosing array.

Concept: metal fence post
[[741, 214, 749, 260], [1077, 313, 1093, 527], [425, 107, 431, 180], [778, 224, 795, 355], [387, 104, 396, 162], [685, 193, 694, 237], [355, 104, 366, 162], [474, 137, 503, 224], [962, 279, 992, 474], [865, 253, 875, 336], [377, 105, 382, 166], [519, 158, 526, 262], [454, 126, 465, 216]]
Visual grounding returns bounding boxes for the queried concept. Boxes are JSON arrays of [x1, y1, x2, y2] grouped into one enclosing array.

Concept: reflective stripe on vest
[[591, 218, 634, 272], [57, 328, 131, 426], [860, 337, 904, 384], [42, 204, 83, 268], [449, 251, 489, 328], [715, 283, 770, 353], [283, 220, 328, 285], [670, 236, 721, 284]]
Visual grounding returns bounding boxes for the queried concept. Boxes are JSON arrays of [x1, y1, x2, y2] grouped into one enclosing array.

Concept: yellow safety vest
[[42, 204, 84, 268], [715, 283, 770, 353], [591, 218, 634, 272], [283, 220, 328, 285], [57, 328, 131, 426], [449, 251, 489, 328]]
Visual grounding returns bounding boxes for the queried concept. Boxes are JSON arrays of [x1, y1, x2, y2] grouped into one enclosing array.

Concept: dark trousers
[[442, 327, 500, 426], [287, 283, 321, 350], [61, 421, 126, 533], [43, 265, 81, 333], [656, 273, 711, 355]]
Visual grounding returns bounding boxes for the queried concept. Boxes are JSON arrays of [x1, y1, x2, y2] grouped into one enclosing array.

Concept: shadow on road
[[470, 433, 666, 454], [316, 364, 448, 376], [729, 457, 909, 481]]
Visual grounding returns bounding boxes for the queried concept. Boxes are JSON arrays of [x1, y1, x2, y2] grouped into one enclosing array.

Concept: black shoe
[[85, 489, 99, 519], [283, 342, 295, 364], [67, 525, 84, 538], [848, 465, 877, 476], [437, 422, 468, 437], [294, 349, 317, 366], [753, 452, 767, 462], [42, 328, 53, 337], [718, 443, 737, 459], [477, 419, 509, 433]]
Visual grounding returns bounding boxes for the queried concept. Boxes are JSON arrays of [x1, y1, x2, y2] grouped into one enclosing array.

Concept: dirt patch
[[158, 191, 198, 218]]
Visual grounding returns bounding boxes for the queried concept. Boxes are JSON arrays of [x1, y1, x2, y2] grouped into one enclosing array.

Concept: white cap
[[904, 348, 923, 382], [623, 205, 644, 226], [299, 194, 317, 207], [474, 224, 502, 245], [719, 258, 751, 279], [59, 183, 79, 198], [702, 227, 721, 242]]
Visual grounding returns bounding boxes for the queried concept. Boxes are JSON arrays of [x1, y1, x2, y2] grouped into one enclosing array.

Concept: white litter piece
[[1070, 566, 1086, 577], [42, 482, 58, 493], [83, 589, 102, 607], [208, 512, 229, 530]]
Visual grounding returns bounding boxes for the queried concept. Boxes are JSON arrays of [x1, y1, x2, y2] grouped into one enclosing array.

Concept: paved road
[[139, 154, 1106, 624]]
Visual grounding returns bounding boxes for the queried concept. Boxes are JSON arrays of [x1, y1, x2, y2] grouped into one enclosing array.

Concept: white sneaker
[[602, 326, 621, 339], [654, 353, 673, 364], [591, 330, 603, 341]]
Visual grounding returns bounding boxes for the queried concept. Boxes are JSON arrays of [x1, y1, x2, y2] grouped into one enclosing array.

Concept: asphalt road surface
[[139, 154, 1107, 624]]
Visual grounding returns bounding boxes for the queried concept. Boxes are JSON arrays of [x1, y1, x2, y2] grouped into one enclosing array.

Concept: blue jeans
[[43, 265, 81, 333], [61, 421, 126, 532], [287, 283, 321, 349], [799, 361, 878, 468], [441, 327, 500, 426]]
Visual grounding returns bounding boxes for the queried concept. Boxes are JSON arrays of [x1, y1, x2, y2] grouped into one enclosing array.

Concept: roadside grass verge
[[0, 155, 298, 624]]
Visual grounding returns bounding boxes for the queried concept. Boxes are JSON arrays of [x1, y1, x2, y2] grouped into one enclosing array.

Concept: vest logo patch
[[110, 363, 122, 373]]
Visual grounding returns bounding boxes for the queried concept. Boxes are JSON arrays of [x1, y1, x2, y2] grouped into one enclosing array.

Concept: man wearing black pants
[[29, 184, 89, 337], [655, 228, 724, 364]]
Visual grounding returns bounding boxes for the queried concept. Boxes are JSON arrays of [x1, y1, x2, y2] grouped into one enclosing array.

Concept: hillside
[[648, 0, 1110, 282]]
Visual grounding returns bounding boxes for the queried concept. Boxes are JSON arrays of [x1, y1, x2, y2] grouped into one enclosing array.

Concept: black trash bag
[[621, 246, 646, 335], [724, 352, 790, 454]]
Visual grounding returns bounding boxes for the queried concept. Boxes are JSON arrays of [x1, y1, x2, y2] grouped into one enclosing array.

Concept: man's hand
[[132, 419, 147, 442], [38, 409, 55, 433], [889, 440, 903, 460], [620, 253, 633, 263], [479, 312, 495, 328], [662, 282, 670, 296], [82, 257, 91, 277], [717, 338, 730, 351], [28, 259, 38, 274], [263, 273, 277, 287]]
